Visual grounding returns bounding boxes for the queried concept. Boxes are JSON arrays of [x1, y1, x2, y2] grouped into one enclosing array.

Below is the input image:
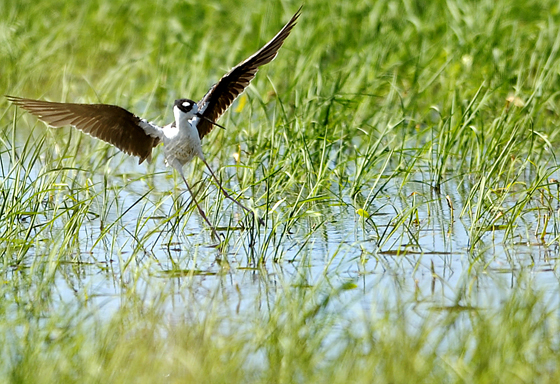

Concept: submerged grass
[[2, 0, 560, 382]]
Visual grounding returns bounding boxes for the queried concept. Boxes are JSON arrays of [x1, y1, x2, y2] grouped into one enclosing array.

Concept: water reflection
[[17, 156, 552, 324], [2, 138, 560, 327]]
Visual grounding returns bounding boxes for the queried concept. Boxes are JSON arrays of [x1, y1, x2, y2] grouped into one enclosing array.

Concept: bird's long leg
[[174, 162, 220, 241], [201, 158, 254, 215]]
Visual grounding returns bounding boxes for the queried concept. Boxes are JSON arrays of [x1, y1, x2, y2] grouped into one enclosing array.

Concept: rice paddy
[[2, 0, 560, 382]]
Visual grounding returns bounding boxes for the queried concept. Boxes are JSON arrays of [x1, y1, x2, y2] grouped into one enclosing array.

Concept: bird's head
[[174, 98, 199, 118]]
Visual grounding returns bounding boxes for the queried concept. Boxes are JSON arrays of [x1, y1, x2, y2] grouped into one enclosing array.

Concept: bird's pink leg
[[173, 162, 221, 241], [201, 158, 263, 225]]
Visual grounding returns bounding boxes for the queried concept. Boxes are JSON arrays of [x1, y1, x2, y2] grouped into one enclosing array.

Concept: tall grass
[[2, 0, 560, 381]]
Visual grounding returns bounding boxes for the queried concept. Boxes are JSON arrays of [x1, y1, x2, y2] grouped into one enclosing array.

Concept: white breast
[[162, 110, 204, 167]]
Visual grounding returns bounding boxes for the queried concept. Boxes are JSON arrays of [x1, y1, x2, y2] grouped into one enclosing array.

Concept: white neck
[[173, 106, 196, 130], [164, 105, 204, 162]]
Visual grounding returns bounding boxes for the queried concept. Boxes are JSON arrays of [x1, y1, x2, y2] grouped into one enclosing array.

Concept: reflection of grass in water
[[3, 267, 557, 382], [2, 0, 560, 381]]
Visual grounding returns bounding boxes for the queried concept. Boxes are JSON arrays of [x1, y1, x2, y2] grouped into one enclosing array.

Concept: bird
[[6, 7, 301, 241]]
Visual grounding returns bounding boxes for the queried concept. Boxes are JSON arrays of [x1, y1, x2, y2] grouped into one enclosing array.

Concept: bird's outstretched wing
[[196, 6, 301, 139], [6, 96, 162, 164]]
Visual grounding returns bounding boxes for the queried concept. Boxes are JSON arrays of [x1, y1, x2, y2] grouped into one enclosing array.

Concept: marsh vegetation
[[2, 0, 560, 382]]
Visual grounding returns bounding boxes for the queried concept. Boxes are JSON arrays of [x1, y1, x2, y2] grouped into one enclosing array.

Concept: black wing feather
[[196, 7, 301, 139], [6, 96, 161, 164]]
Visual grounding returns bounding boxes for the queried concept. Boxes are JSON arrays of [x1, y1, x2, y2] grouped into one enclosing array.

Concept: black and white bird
[[7, 8, 300, 240]]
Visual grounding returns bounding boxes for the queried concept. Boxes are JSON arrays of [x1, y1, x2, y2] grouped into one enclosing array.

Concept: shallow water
[[7, 148, 557, 324]]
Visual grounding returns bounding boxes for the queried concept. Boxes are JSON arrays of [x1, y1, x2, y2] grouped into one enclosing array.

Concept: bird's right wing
[[6, 96, 163, 164]]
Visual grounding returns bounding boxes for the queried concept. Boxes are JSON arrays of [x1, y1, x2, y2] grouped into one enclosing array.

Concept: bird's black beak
[[197, 113, 226, 130]]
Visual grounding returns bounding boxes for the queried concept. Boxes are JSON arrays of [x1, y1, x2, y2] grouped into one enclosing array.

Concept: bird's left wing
[[6, 96, 163, 164], [195, 7, 301, 139]]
